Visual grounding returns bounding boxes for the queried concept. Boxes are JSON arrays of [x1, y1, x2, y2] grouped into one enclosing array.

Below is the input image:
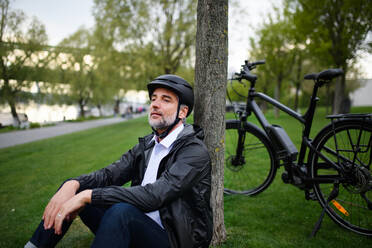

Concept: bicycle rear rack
[[327, 113, 372, 169], [326, 113, 372, 120]]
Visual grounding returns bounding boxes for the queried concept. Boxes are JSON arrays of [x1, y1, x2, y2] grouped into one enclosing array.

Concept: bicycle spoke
[[225, 122, 276, 195], [311, 120, 372, 236]]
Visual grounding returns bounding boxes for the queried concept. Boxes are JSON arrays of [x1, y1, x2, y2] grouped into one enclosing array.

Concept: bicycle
[[224, 60, 372, 236]]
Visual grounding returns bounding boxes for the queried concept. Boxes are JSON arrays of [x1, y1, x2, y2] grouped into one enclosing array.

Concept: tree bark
[[274, 79, 282, 118], [294, 82, 300, 111], [9, 95, 20, 126], [332, 75, 347, 114], [3, 79, 20, 126], [293, 53, 303, 112], [194, 0, 228, 245], [78, 98, 86, 118], [326, 84, 331, 115]]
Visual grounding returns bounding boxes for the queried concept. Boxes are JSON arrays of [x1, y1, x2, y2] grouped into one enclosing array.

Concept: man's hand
[[43, 180, 80, 230], [53, 190, 92, 235]]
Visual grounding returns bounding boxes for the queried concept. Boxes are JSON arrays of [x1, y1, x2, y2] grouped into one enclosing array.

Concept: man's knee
[[103, 203, 139, 224]]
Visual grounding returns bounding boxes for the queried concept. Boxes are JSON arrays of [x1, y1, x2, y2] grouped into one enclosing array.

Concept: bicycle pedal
[[305, 190, 317, 201]]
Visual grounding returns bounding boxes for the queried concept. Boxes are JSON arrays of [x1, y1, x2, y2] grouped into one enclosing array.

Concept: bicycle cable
[[227, 76, 242, 120], [227, 76, 249, 120]]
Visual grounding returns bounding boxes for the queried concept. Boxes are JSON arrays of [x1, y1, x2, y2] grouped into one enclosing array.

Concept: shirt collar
[[152, 124, 184, 149]]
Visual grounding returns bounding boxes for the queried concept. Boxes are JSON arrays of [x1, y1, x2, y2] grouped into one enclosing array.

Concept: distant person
[[25, 75, 213, 248], [113, 104, 119, 117], [126, 105, 133, 119]]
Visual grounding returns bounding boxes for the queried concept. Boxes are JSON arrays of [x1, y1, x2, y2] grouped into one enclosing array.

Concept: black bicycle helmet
[[147, 74, 194, 138], [147, 74, 194, 117]]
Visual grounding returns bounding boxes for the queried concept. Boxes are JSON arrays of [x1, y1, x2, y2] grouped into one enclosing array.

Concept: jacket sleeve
[[73, 144, 138, 191], [91, 141, 211, 212]]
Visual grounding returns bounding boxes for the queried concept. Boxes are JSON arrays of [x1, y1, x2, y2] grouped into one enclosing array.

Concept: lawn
[[0, 106, 371, 247]]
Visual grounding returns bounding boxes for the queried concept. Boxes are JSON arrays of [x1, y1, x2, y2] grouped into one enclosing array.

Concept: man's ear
[[178, 106, 189, 119]]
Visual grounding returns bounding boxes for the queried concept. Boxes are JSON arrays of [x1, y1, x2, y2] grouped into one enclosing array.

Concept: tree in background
[[88, 24, 130, 117], [92, 0, 196, 82], [147, 0, 196, 75], [250, 14, 296, 117], [194, 0, 228, 245], [0, 0, 48, 125], [285, 0, 372, 114], [57, 28, 94, 118]]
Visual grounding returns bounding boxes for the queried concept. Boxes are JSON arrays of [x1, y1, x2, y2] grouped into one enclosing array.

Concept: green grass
[[0, 117, 151, 247], [0, 107, 371, 247]]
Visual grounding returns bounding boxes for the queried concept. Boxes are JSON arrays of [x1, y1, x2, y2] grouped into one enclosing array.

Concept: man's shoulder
[[179, 124, 205, 140], [126, 133, 154, 154], [139, 133, 155, 144], [177, 127, 209, 155]]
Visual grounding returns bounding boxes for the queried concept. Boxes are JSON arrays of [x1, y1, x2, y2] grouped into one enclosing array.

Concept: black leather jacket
[[74, 124, 213, 248]]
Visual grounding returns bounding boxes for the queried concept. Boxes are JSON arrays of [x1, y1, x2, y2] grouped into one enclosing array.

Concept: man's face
[[148, 88, 179, 131]]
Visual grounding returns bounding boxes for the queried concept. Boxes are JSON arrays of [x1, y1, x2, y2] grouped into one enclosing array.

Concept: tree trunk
[[274, 80, 281, 118], [332, 75, 346, 114], [114, 99, 120, 116], [97, 104, 103, 117], [294, 82, 300, 111], [78, 98, 86, 118], [293, 54, 302, 112], [194, 0, 228, 245], [9, 98, 20, 127], [3, 79, 20, 126]]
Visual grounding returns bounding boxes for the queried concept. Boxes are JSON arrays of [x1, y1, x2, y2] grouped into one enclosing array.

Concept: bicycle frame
[[243, 82, 347, 183], [228, 62, 372, 236]]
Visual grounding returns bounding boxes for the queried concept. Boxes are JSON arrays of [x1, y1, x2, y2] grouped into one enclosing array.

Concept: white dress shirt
[[141, 124, 184, 228]]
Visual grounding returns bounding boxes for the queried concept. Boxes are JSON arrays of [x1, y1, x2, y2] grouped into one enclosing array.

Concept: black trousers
[[29, 203, 170, 248]]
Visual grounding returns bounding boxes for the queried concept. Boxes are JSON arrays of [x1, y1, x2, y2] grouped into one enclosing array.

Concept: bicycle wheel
[[310, 119, 372, 236], [224, 120, 277, 195]]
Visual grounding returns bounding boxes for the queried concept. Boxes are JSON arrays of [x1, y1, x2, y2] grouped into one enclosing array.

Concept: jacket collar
[[139, 123, 205, 150], [151, 124, 184, 149]]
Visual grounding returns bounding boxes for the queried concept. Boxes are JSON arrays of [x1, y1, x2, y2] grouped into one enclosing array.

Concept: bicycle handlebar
[[250, 60, 266, 67], [232, 59, 265, 82], [243, 60, 266, 71]]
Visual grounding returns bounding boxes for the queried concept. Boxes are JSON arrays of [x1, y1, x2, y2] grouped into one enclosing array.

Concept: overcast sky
[[12, 0, 371, 78]]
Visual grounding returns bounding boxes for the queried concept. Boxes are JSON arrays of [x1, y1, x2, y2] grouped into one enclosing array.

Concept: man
[[25, 75, 213, 248]]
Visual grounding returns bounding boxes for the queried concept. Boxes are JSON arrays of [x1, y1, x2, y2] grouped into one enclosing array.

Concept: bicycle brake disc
[[226, 155, 244, 172]]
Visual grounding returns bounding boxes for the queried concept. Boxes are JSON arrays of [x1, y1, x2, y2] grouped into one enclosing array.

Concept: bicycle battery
[[266, 124, 298, 161]]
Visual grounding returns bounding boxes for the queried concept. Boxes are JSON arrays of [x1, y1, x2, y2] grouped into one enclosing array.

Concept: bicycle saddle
[[304, 68, 343, 81]]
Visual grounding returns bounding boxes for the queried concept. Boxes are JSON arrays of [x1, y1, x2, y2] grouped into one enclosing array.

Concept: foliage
[[249, 9, 306, 116], [243, 0, 371, 114], [0, 0, 48, 125], [55, 27, 97, 117], [92, 0, 197, 82], [1, 0, 198, 124], [88, 24, 135, 113], [284, 0, 372, 113]]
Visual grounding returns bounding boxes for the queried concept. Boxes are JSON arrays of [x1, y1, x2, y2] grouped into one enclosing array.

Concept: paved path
[[0, 114, 145, 149]]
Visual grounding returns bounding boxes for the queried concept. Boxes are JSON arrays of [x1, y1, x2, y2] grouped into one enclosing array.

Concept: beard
[[148, 110, 177, 130]]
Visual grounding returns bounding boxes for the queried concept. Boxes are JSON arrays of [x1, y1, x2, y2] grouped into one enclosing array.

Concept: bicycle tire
[[309, 119, 372, 236], [224, 120, 277, 195]]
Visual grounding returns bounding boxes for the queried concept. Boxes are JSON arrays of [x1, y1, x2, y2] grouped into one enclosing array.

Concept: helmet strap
[[152, 102, 181, 140]]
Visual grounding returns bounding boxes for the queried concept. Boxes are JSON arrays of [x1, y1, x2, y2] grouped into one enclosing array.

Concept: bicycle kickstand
[[309, 183, 339, 238]]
